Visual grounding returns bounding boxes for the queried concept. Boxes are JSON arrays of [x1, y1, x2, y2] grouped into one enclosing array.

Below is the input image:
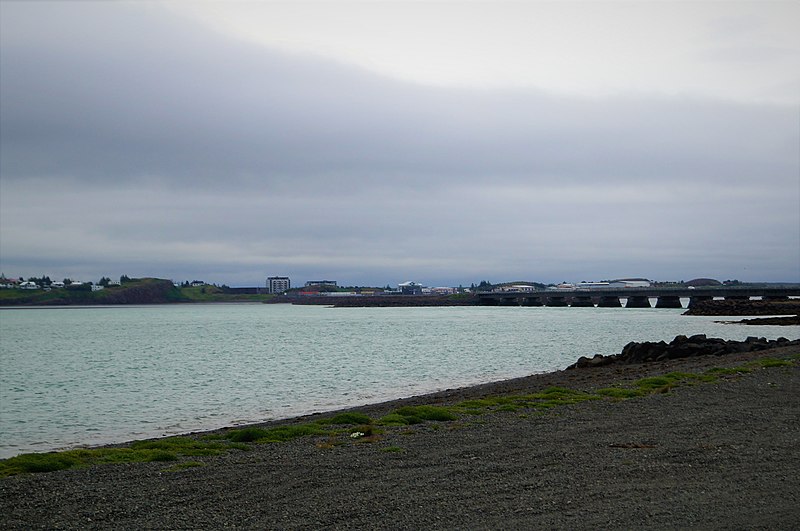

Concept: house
[[92, 285, 104, 292], [497, 285, 537, 293], [431, 287, 457, 295], [305, 280, 338, 288], [20, 281, 39, 290], [398, 281, 423, 295]]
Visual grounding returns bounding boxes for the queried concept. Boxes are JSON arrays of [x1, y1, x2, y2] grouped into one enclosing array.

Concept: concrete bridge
[[476, 287, 800, 308]]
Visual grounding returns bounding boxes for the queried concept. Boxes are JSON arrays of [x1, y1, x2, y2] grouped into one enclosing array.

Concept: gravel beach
[[2, 343, 799, 530]]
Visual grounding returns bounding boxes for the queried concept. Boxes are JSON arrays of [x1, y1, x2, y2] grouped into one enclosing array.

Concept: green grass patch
[[453, 387, 599, 414], [634, 376, 674, 391], [225, 424, 325, 444], [0, 434, 255, 478], [380, 446, 405, 453], [0, 452, 80, 476], [377, 413, 413, 426], [146, 450, 178, 462], [392, 405, 457, 424], [663, 371, 717, 383], [225, 427, 271, 442], [749, 358, 794, 368]]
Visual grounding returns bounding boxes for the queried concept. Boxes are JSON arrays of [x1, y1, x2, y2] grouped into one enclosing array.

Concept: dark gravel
[[2, 345, 799, 530]]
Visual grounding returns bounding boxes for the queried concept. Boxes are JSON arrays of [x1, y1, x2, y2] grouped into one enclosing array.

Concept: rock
[[568, 335, 800, 369]]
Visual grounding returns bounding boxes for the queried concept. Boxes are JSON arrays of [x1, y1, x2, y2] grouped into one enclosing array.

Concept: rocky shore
[[568, 334, 799, 368], [683, 298, 800, 317], [1, 338, 799, 529]]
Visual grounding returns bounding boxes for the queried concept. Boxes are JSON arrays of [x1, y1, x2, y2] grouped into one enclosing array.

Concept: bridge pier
[[597, 295, 622, 307], [625, 295, 651, 308], [655, 295, 683, 308], [570, 296, 594, 307], [545, 296, 568, 307], [688, 296, 712, 308], [522, 296, 544, 306]]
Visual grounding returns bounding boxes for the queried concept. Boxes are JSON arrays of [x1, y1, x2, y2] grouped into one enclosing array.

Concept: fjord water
[[1, 303, 796, 458]]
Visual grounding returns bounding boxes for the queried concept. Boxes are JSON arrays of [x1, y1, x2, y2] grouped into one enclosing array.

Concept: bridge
[[476, 286, 800, 308]]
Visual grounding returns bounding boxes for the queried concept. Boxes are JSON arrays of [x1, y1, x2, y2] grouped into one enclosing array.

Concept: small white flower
[[350, 431, 365, 438]]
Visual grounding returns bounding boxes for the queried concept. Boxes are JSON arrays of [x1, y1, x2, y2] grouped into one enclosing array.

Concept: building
[[267, 276, 291, 294], [398, 281, 423, 295], [305, 280, 338, 288]]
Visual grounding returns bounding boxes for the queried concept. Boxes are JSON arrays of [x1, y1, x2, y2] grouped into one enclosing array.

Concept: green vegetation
[[747, 357, 793, 368], [0, 436, 244, 478], [0, 278, 185, 306], [0, 278, 276, 306], [380, 446, 405, 453], [454, 386, 600, 414], [388, 405, 458, 424], [178, 285, 274, 303]]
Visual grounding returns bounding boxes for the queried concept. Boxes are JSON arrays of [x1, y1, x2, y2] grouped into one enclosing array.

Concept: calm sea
[[1, 303, 797, 458]]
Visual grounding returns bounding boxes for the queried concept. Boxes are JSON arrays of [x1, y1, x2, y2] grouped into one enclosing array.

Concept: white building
[[398, 281, 423, 295], [497, 285, 537, 293], [267, 276, 291, 294]]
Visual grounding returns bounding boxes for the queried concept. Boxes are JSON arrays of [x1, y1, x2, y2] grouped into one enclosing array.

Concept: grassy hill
[[0, 279, 277, 306], [0, 278, 185, 306], [0, 279, 282, 306]]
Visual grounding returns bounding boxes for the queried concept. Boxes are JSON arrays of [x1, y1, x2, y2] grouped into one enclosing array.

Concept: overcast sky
[[1, 1, 798, 287]]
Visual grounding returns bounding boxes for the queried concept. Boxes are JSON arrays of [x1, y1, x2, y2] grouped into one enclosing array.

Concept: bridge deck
[[476, 287, 800, 308]]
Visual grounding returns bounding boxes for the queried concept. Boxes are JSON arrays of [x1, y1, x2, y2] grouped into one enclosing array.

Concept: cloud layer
[[1, 2, 798, 286]]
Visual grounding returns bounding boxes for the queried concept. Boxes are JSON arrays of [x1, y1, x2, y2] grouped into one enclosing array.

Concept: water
[[1, 303, 797, 458]]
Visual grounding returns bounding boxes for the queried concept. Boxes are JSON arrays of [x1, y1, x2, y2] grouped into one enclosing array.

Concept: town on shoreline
[[2, 273, 797, 303]]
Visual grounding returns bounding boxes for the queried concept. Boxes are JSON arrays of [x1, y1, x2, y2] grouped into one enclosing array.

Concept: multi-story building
[[267, 276, 291, 294]]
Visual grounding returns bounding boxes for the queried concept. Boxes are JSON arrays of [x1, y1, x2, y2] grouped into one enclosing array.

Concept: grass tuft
[[0, 453, 79, 476], [381, 446, 405, 453], [751, 358, 793, 368], [225, 427, 272, 443], [226, 424, 326, 443], [377, 413, 412, 426], [393, 405, 457, 423]]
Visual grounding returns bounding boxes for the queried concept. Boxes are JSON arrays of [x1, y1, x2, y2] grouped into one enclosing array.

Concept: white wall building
[[267, 276, 291, 294]]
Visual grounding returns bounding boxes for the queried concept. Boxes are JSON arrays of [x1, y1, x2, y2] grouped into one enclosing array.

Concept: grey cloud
[[1, 2, 798, 285], [2, 2, 796, 192]]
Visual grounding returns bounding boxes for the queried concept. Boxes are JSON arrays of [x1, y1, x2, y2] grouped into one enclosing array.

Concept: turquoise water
[[1, 303, 796, 458]]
